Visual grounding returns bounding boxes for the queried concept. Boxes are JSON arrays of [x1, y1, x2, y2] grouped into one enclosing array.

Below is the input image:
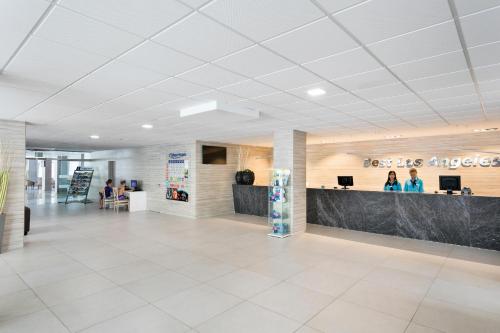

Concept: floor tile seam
[[404, 254, 450, 332], [69, 301, 148, 333], [159, 293, 247, 330], [206, 274, 283, 300], [300, 259, 383, 327], [9, 268, 74, 333]]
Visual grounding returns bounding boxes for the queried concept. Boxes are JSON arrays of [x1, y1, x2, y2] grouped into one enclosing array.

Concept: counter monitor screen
[[338, 176, 353, 190], [202, 145, 227, 164], [439, 175, 461, 194], [130, 180, 138, 188]]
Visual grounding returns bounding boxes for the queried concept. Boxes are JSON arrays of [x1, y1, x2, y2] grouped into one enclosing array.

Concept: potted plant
[[235, 146, 255, 185], [0, 142, 12, 253]]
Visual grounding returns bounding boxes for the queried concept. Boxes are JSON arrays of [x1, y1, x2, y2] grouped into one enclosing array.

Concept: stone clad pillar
[[273, 129, 307, 234]]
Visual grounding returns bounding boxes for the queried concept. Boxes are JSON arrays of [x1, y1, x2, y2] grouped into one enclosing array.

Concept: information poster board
[[165, 152, 189, 202]]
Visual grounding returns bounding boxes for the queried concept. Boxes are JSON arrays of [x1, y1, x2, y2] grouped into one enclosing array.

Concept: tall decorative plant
[[235, 146, 255, 185], [0, 141, 12, 215]]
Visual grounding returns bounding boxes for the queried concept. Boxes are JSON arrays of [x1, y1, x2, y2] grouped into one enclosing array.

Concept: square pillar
[[273, 129, 306, 234]]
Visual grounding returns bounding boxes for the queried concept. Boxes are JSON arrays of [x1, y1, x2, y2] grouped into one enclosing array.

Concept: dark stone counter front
[[232, 185, 500, 251], [307, 189, 500, 251], [232, 184, 268, 217]]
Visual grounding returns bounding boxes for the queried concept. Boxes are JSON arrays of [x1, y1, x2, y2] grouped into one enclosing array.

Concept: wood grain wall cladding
[[195, 141, 272, 218], [306, 132, 500, 196], [0, 120, 26, 252]]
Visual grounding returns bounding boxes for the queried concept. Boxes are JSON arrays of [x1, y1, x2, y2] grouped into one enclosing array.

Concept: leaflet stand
[[65, 167, 94, 204]]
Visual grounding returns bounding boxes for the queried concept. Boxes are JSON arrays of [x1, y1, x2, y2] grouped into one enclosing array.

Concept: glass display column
[[268, 168, 291, 238]]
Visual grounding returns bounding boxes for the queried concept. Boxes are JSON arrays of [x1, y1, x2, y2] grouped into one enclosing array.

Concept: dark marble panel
[[307, 189, 500, 251], [394, 194, 470, 246], [232, 184, 268, 217], [467, 196, 500, 251]]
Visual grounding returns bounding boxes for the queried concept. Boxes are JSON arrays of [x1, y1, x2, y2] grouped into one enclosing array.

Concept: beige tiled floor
[[1, 202, 500, 332]]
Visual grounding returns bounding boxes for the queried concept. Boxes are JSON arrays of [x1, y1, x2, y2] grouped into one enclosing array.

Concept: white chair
[[113, 189, 129, 212]]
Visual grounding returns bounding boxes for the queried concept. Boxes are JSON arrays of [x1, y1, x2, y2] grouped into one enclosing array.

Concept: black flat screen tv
[[202, 145, 227, 164]]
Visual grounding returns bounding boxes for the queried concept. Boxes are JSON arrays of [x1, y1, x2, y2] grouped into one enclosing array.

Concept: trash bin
[[24, 206, 30, 236]]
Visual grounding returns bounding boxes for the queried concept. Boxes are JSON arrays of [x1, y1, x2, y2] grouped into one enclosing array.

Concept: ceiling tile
[[190, 89, 242, 105], [0, 0, 50, 68], [304, 48, 380, 79], [474, 63, 500, 82], [154, 13, 252, 61], [178, 64, 246, 88], [35, 6, 142, 58], [149, 77, 210, 97], [254, 92, 303, 106], [334, 68, 397, 90], [1, 85, 50, 119], [334, 0, 451, 44], [314, 0, 367, 14], [201, 0, 324, 41], [419, 84, 476, 101], [354, 82, 412, 100], [59, 0, 192, 37], [390, 51, 468, 81], [177, 0, 209, 8], [263, 17, 358, 64], [257, 66, 319, 91], [479, 78, 500, 92], [219, 80, 278, 99], [5, 36, 109, 90], [318, 93, 363, 108], [460, 6, 500, 47], [405, 70, 472, 92], [71, 61, 167, 101], [468, 42, 500, 68], [367, 21, 461, 66], [371, 93, 422, 107], [215, 45, 293, 77], [118, 41, 203, 76], [454, 0, 500, 16]]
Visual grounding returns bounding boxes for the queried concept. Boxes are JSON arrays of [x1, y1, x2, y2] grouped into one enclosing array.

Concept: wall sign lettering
[[364, 156, 500, 169]]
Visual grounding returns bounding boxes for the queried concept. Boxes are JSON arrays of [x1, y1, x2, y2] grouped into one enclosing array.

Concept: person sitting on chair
[[99, 179, 113, 209], [117, 180, 127, 200]]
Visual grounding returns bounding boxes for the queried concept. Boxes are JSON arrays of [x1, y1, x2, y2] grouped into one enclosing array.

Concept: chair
[[101, 188, 114, 209], [113, 189, 129, 212]]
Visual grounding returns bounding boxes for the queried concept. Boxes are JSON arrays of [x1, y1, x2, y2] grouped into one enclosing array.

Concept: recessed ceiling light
[[473, 127, 498, 132], [307, 88, 326, 97], [142, 124, 153, 129], [89, 135, 99, 139]]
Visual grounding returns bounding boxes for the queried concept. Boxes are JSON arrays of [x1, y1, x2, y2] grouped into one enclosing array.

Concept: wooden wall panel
[[0, 120, 26, 252], [307, 133, 500, 196]]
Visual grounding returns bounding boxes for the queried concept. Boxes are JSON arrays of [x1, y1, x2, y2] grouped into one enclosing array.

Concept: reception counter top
[[232, 185, 500, 250]]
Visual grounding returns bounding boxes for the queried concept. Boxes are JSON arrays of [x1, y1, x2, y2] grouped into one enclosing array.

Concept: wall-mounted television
[[202, 145, 227, 165]]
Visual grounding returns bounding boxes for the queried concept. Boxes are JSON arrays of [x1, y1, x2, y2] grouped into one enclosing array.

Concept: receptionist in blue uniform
[[384, 170, 402, 191], [404, 168, 424, 193]]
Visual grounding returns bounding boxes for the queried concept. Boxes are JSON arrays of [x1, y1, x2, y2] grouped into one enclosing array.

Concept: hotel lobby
[[1, 0, 500, 332]]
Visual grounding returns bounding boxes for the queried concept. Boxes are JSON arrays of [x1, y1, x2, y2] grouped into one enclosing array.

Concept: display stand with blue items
[[268, 168, 291, 238]]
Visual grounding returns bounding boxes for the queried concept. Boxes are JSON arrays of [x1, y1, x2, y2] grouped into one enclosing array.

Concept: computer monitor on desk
[[338, 176, 353, 190], [439, 175, 461, 195]]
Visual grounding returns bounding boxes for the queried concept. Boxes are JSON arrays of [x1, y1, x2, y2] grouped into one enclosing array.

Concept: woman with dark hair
[[99, 179, 114, 208], [384, 170, 402, 192]]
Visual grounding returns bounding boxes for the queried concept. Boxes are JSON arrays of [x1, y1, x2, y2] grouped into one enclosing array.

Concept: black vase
[[235, 171, 244, 185], [241, 170, 255, 185]]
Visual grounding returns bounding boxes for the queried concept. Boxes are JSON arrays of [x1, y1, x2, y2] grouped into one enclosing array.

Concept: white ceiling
[[1, 0, 500, 149]]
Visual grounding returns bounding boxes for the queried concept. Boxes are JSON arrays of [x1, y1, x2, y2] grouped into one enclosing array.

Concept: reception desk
[[232, 185, 500, 251]]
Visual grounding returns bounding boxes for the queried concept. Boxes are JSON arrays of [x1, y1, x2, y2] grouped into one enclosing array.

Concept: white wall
[[91, 143, 197, 218], [0, 120, 25, 252], [91, 142, 272, 219]]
